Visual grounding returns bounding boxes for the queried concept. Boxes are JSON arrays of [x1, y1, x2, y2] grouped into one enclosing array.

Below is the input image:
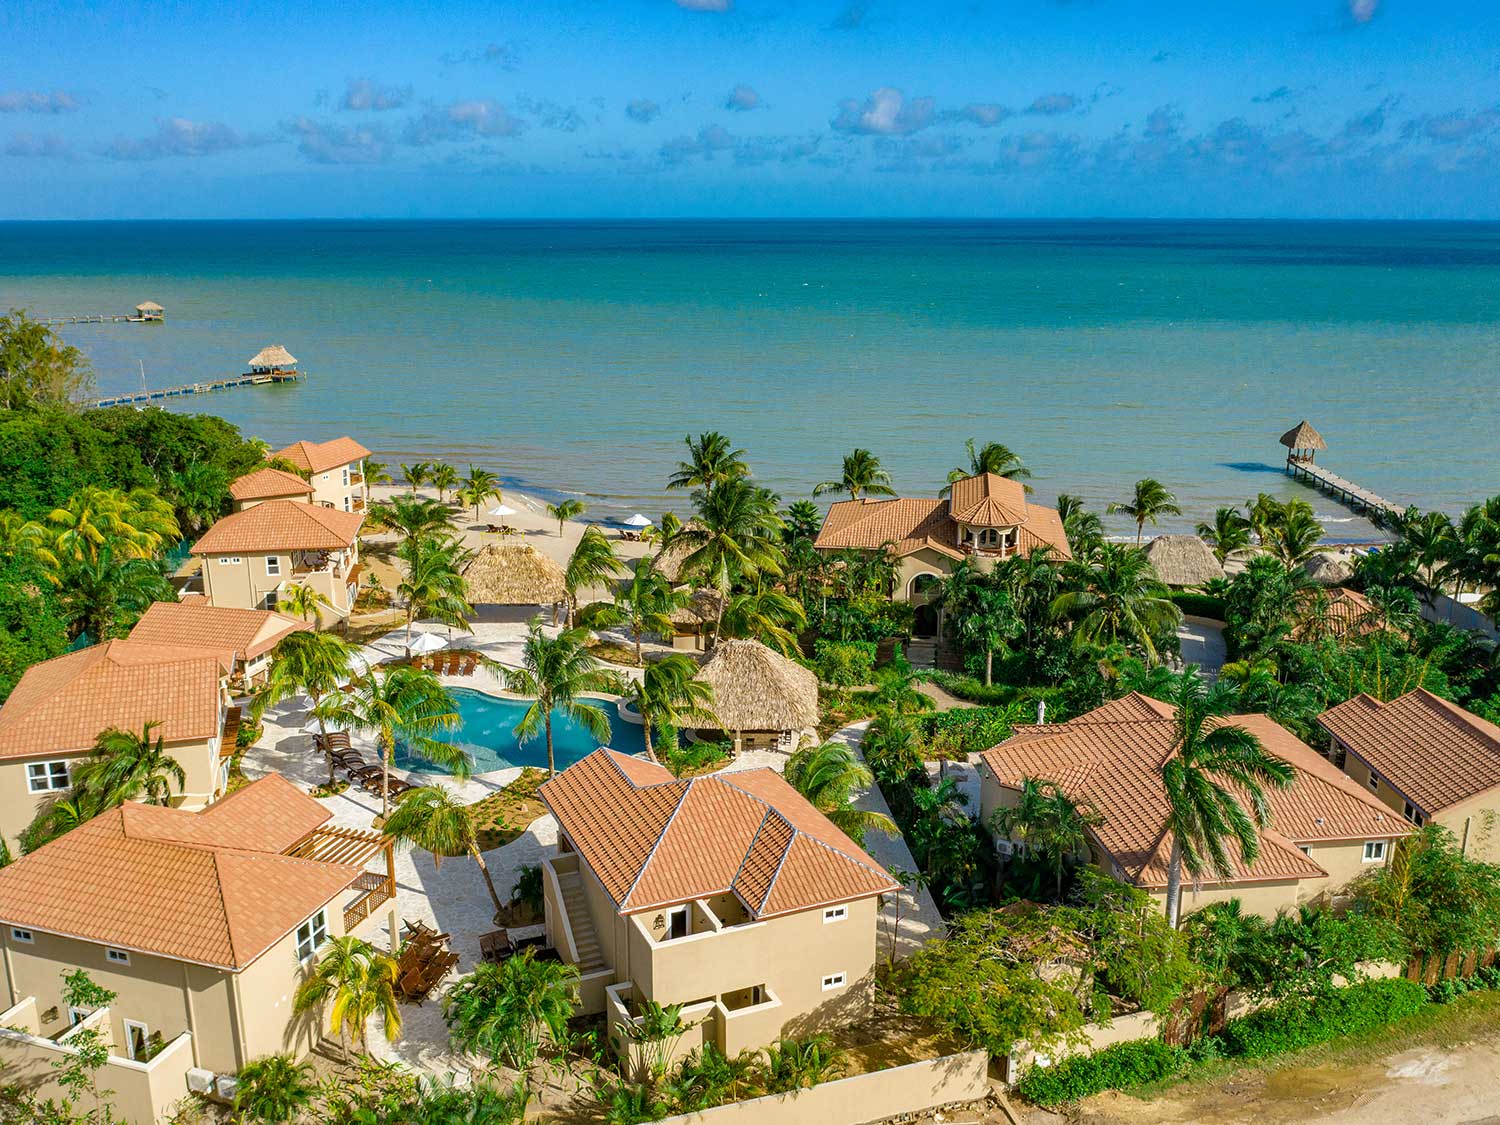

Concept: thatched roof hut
[[134, 300, 164, 319], [248, 345, 297, 372], [1144, 535, 1224, 588], [462, 543, 567, 605], [1303, 552, 1354, 586], [694, 639, 818, 736], [1280, 420, 1328, 453], [667, 587, 723, 628]]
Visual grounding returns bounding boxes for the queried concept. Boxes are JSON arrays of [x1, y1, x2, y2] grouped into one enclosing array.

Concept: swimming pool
[[393, 687, 645, 775]]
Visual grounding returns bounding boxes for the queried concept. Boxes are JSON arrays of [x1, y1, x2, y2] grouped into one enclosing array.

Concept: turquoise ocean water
[[2, 220, 1498, 538]]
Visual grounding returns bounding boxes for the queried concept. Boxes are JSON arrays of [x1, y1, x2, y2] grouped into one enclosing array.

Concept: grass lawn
[[468, 767, 551, 850]]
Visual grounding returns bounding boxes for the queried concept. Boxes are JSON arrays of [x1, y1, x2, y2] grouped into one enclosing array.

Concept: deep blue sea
[[3, 219, 1498, 538]]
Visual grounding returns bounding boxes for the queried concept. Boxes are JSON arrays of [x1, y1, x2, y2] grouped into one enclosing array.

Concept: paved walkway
[[1175, 615, 1227, 678]]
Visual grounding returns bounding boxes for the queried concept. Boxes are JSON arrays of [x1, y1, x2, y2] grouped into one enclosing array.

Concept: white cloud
[[673, 0, 731, 9], [100, 118, 261, 160], [832, 87, 934, 136], [725, 84, 761, 112], [341, 78, 411, 112], [0, 89, 81, 114]]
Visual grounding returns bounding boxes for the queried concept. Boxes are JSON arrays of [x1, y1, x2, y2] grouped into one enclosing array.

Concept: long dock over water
[[87, 371, 301, 410], [41, 313, 157, 326], [1278, 419, 1405, 519]]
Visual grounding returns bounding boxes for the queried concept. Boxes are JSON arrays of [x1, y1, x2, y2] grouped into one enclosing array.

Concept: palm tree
[[675, 479, 785, 646], [988, 776, 1101, 901], [936, 564, 1019, 686], [1268, 500, 1325, 567], [47, 486, 180, 563], [401, 461, 432, 495], [1160, 670, 1295, 927], [429, 462, 460, 504], [251, 630, 352, 784], [365, 495, 451, 545], [782, 499, 823, 543], [784, 740, 896, 846], [383, 785, 505, 920], [443, 952, 579, 1071], [278, 581, 331, 625], [396, 533, 473, 654], [666, 431, 748, 495], [582, 556, 682, 662], [622, 653, 718, 764], [504, 621, 622, 775], [545, 498, 586, 536], [1401, 510, 1457, 605], [1197, 507, 1252, 565], [1051, 543, 1183, 664], [941, 439, 1031, 495], [462, 466, 503, 521], [164, 462, 228, 535], [1109, 478, 1181, 545], [50, 543, 174, 641], [315, 665, 468, 818], [233, 1055, 316, 1124], [361, 458, 392, 486], [563, 526, 625, 627], [20, 789, 111, 853], [71, 721, 185, 808], [813, 449, 895, 501], [291, 935, 401, 1061], [719, 587, 806, 657]]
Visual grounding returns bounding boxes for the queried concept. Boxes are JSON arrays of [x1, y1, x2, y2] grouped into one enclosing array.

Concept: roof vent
[[1314, 816, 1325, 826], [1036, 700, 1047, 726]]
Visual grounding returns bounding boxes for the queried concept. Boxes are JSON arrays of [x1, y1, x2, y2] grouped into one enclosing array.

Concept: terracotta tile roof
[[540, 749, 898, 918], [979, 694, 1409, 890], [0, 775, 358, 969], [1319, 689, 1500, 813], [273, 437, 371, 474], [814, 474, 1071, 562], [191, 500, 363, 555], [0, 641, 225, 759], [230, 467, 314, 502], [129, 600, 310, 664]]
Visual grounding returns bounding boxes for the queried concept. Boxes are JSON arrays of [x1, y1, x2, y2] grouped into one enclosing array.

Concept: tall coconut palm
[[71, 721, 185, 808], [544, 498, 586, 536], [50, 543, 174, 641], [1051, 543, 1183, 664], [251, 630, 352, 785], [429, 462, 460, 504], [47, 486, 180, 563], [675, 479, 785, 646], [813, 449, 895, 501], [361, 458, 392, 486], [315, 665, 468, 818], [719, 586, 807, 656], [936, 564, 1019, 686], [563, 526, 626, 627], [396, 533, 473, 654], [941, 439, 1032, 495], [164, 462, 228, 535], [1197, 507, 1253, 565], [1401, 510, 1457, 605], [580, 556, 683, 662], [988, 776, 1101, 901], [383, 785, 505, 920], [1160, 670, 1295, 927], [291, 935, 401, 1061], [463, 466, 503, 520], [401, 462, 432, 495], [1267, 500, 1325, 568], [782, 499, 823, 543], [365, 495, 451, 545], [278, 581, 331, 625], [784, 740, 896, 846], [1109, 478, 1182, 545], [622, 653, 718, 764], [504, 621, 622, 775], [666, 431, 748, 495]]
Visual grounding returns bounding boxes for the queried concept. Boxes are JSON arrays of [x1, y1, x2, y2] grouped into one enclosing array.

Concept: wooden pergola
[[284, 825, 396, 933]]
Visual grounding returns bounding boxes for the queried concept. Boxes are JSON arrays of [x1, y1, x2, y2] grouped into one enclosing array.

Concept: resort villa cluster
[[0, 427, 1498, 1124]]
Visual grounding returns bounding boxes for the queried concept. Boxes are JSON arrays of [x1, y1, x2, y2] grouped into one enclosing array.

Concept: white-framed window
[[821, 972, 847, 991], [1367, 768, 1380, 791], [265, 556, 281, 576], [106, 948, 131, 966], [1403, 801, 1425, 827], [123, 1019, 150, 1062], [1298, 845, 1312, 856], [343, 496, 352, 511], [27, 760, 70, 793], [1363, 840, 1388, 863], [295, 910, 328, 961], [10, 928, 34, 944], [978, 528, 1001, 549], [218, 556, 243, 566], [341, 467, 350, 486], [262, 592, 279, 612], [822, 906, 848, 924]]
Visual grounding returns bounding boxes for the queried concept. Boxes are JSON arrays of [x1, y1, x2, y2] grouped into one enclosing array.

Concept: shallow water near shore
[[3, 218, 1499, 537]]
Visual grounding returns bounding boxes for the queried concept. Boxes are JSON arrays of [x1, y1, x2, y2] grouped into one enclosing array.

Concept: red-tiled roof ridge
[[190, 499, 362, 554], [273, 436, 372, 474], [229, 466, 314, 501]]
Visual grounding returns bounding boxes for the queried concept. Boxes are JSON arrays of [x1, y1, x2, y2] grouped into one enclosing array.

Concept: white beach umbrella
[[624, 513, 652, 528], [405, 631, 449, 655], [487, 503, 518, 518]]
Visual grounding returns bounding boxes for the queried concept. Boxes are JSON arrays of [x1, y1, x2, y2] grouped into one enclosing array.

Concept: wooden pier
[[42, 301, 165, 327], [87, 370, 300, 410], [1279, 419, 1404, 519]]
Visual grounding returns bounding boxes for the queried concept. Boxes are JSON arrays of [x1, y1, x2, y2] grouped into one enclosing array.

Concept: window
[[977, 528, 1001, 549], [821, 972, 847, 991], [1403, 802, 1425, 827], [106, 948, 130, 966], [1363, 840, 1388, 863], [295, 910, 328, 961], [27, 760, 70, 793], [123, 1020, 149, 1062], [666, 906, 689, 941], [10, 928, 33, 944], [1297, 845, 1312, 856], [1368, 768, 1380, 791], [265, 556, 281, 576], [218, 556, 242, 565], [262, 592, 279, 612], [342, 467, 350, 486], [822, 906, 848, 924]]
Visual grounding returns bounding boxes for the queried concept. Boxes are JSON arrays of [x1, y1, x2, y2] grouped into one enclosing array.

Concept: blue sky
[[3, 0, 1498, 219]]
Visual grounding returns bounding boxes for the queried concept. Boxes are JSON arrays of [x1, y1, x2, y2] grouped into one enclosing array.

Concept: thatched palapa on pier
[[248, 345, 298, 373], [1143, 535, 1224, 588], [694, 639, 818, 741], [1280, 420, 1327, 453], [462, 543, 567, 606]]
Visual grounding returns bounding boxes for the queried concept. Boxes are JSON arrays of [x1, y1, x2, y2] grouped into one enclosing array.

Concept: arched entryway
[[909, 573, 941, 638]]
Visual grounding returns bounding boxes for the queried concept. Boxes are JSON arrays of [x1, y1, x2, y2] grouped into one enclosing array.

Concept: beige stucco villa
[[0, 642, 234, 851], [1321, 688, 1500, 860], [128, 597, 310, 689], [538, 749, 898, 1071], [814, 472, 1071, 638], [271, 436, 371, 513], [978, 694, 1412, 920], [191, 500, 363, 621], [0, 775, 393, 1124]]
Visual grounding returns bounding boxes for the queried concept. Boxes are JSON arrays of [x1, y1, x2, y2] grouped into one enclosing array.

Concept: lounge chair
[[399, 968, 427, 1002]]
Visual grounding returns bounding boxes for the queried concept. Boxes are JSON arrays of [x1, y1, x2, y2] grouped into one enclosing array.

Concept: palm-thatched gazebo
[[134, 300, 164, 322], [462, 543, 568, 620], [1144, 535, 1225, 589], [666, 587, 723, 653], [247, 345, 299, 380], [1303, 552, 1354, 586], [693, 638, 819, 754], [1280, 420, 1327, 466]]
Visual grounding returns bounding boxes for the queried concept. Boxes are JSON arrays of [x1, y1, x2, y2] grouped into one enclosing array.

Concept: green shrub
[[1170, 591, 1227, 620], [662, 740, 730, 778], [813, 639, 877, 686], [1219, 978, 1426, 1059], [916, 706, 1023, 754], [1016, 1039, 1185, 1107]]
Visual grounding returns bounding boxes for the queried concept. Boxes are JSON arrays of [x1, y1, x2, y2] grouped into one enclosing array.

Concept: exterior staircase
[[905, 638, 937, 669], [557, 870, 607, 973]]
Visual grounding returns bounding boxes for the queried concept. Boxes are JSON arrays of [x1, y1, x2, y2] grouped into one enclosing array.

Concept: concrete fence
[[652, 1049, 990, 1125]]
